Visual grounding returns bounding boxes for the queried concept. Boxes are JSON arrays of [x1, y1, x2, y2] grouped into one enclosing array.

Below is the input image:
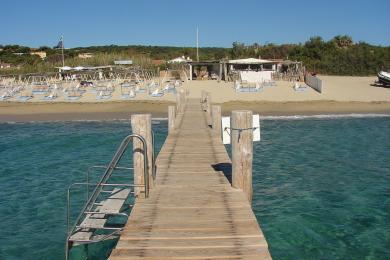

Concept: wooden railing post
[[206, 93, 211, 118], [177, 90, 185, 113], [131, 114, 154, 198], [180, 90, 185, 113], [176, 92, 181, 113], [211, 105, 221, 137], [168, 106, 176, 133], [231, 110, 253, 203], [201, 90, 206, 110]]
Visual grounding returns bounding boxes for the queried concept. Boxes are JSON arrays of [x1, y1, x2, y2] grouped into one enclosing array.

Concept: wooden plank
[[110, 98, 271, 259]]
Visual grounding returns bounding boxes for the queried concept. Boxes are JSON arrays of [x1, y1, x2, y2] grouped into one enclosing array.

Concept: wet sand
[[1, 100, 389, 122], [0, 101, 173, 122]]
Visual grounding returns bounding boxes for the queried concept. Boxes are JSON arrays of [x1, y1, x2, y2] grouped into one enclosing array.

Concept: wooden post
[[218, 63, 222, 83], [168, 106, 176, 133], [201, 90, 206, 108], [176, 90, 185, 113], [179, 90, 185, 113], [231, 110, 253, 203], [211, 105, 221, 136], [206, 93, 211, 117], [157, 67, 160, 86], [176, 92, 181, 113], [223, 63, 228, 82], [131, 114, 153, 198]]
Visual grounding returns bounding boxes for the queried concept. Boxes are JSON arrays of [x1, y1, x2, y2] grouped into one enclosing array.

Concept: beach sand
[[1, 76, 389, 122]]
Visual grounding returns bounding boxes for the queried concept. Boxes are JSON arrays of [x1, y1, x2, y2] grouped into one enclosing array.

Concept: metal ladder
[[65, 133, 152, 260]]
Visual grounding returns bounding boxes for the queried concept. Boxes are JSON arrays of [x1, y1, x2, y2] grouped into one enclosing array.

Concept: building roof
[[228, 58, 274, 64], [114, 60, 132, 65], [168, 57, 192, 63]]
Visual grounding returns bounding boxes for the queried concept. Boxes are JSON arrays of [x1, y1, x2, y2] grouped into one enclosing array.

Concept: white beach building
[[227, 58, 276, 83], [168, 56, 192, 64]]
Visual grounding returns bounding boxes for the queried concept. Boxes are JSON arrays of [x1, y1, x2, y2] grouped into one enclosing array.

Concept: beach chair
[[43, 91, 58, 101], [0, 90, 12, 101], [150, 88, 164, 97], [234, 80, 242, 91], [163, 82, 176, 94], [18, 91, 34, 101], [235, 81, 263, 93], [135, 84, 147, 93], [32, 84, 50, 94], [121, 88, 136, 99], [96, 90, 112, 100], [174, 80, 182, 87], [293, 82, 308, 92], [263, 80, 277, 87], [65, 88, 82, 100], [254, 82, 264, 92]]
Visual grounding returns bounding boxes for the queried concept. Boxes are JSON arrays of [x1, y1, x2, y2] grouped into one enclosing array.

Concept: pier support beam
[[231, 110, 253, 203], [131, 114, 154, 197], [168, 106, 176, 133], [211, 105, 222, 137]]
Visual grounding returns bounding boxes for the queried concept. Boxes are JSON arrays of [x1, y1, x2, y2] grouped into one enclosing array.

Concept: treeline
[[0, 35, 389, 76], [75, 45, 227, 61], [230, 36, 390, 75]]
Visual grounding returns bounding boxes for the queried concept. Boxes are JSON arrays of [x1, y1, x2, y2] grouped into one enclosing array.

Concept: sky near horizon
[[1, 0, 390, 48]]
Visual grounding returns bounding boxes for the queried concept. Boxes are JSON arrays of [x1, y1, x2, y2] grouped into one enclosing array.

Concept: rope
[[224, 127, 258, 142]]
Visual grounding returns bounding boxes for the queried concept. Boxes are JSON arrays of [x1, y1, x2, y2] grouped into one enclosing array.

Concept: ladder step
[[69, 230, 93, 242]]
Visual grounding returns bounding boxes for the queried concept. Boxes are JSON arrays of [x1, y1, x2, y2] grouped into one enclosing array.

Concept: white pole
[[196, 27, 199, 62], [61, 35, 65, 67]]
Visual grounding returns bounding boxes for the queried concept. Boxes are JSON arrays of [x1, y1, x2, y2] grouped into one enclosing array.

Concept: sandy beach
[[1, 76, 389, 122]]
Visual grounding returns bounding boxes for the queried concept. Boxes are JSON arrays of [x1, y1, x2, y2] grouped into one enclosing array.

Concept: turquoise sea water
[[0, 117, 389, 259]]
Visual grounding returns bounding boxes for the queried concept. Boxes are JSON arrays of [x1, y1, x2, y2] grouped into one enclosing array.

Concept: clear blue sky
[[1, 0, 389, 48]]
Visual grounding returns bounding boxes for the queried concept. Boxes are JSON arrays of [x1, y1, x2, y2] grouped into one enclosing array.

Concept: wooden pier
[[110, 98, 271, 259]]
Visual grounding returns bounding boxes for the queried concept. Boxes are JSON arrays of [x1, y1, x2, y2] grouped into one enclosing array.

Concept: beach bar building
[[188, 60, 222, 80], [187, 58, 279, 82], [226, 58, 277, 83]]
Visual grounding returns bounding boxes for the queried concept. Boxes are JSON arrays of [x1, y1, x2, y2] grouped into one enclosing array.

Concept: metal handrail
[[65, 134, 149, 260], [152, 130, 156, 180], [86, 165, 134, 201]]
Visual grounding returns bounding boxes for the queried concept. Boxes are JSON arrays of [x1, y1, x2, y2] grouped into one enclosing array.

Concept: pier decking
[[110, 98, 271, 259]]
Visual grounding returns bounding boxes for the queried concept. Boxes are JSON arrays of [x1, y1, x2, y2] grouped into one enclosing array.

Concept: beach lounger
[[96, 90, 112, 100], [32, 84, 50, 94], [43, 91, 58, 100], [0, 91, 12, 101], [163, 83, 176, 93], [135, 85, 147, 93], [293, 82, 308, 92], [150, 88, 164, 97], [66, 95, 82, 101], [121, 89, 136, 99], [263, 80, 277, 87], [235, 81, 263, 93], [65, 90, 82, 100], [18, 93, 33, 101]]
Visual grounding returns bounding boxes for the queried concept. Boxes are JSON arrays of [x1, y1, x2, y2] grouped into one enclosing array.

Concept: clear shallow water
[[0, 118, 389, 259], [0, 120, 167, 260], [250, 118, 390, 259]]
